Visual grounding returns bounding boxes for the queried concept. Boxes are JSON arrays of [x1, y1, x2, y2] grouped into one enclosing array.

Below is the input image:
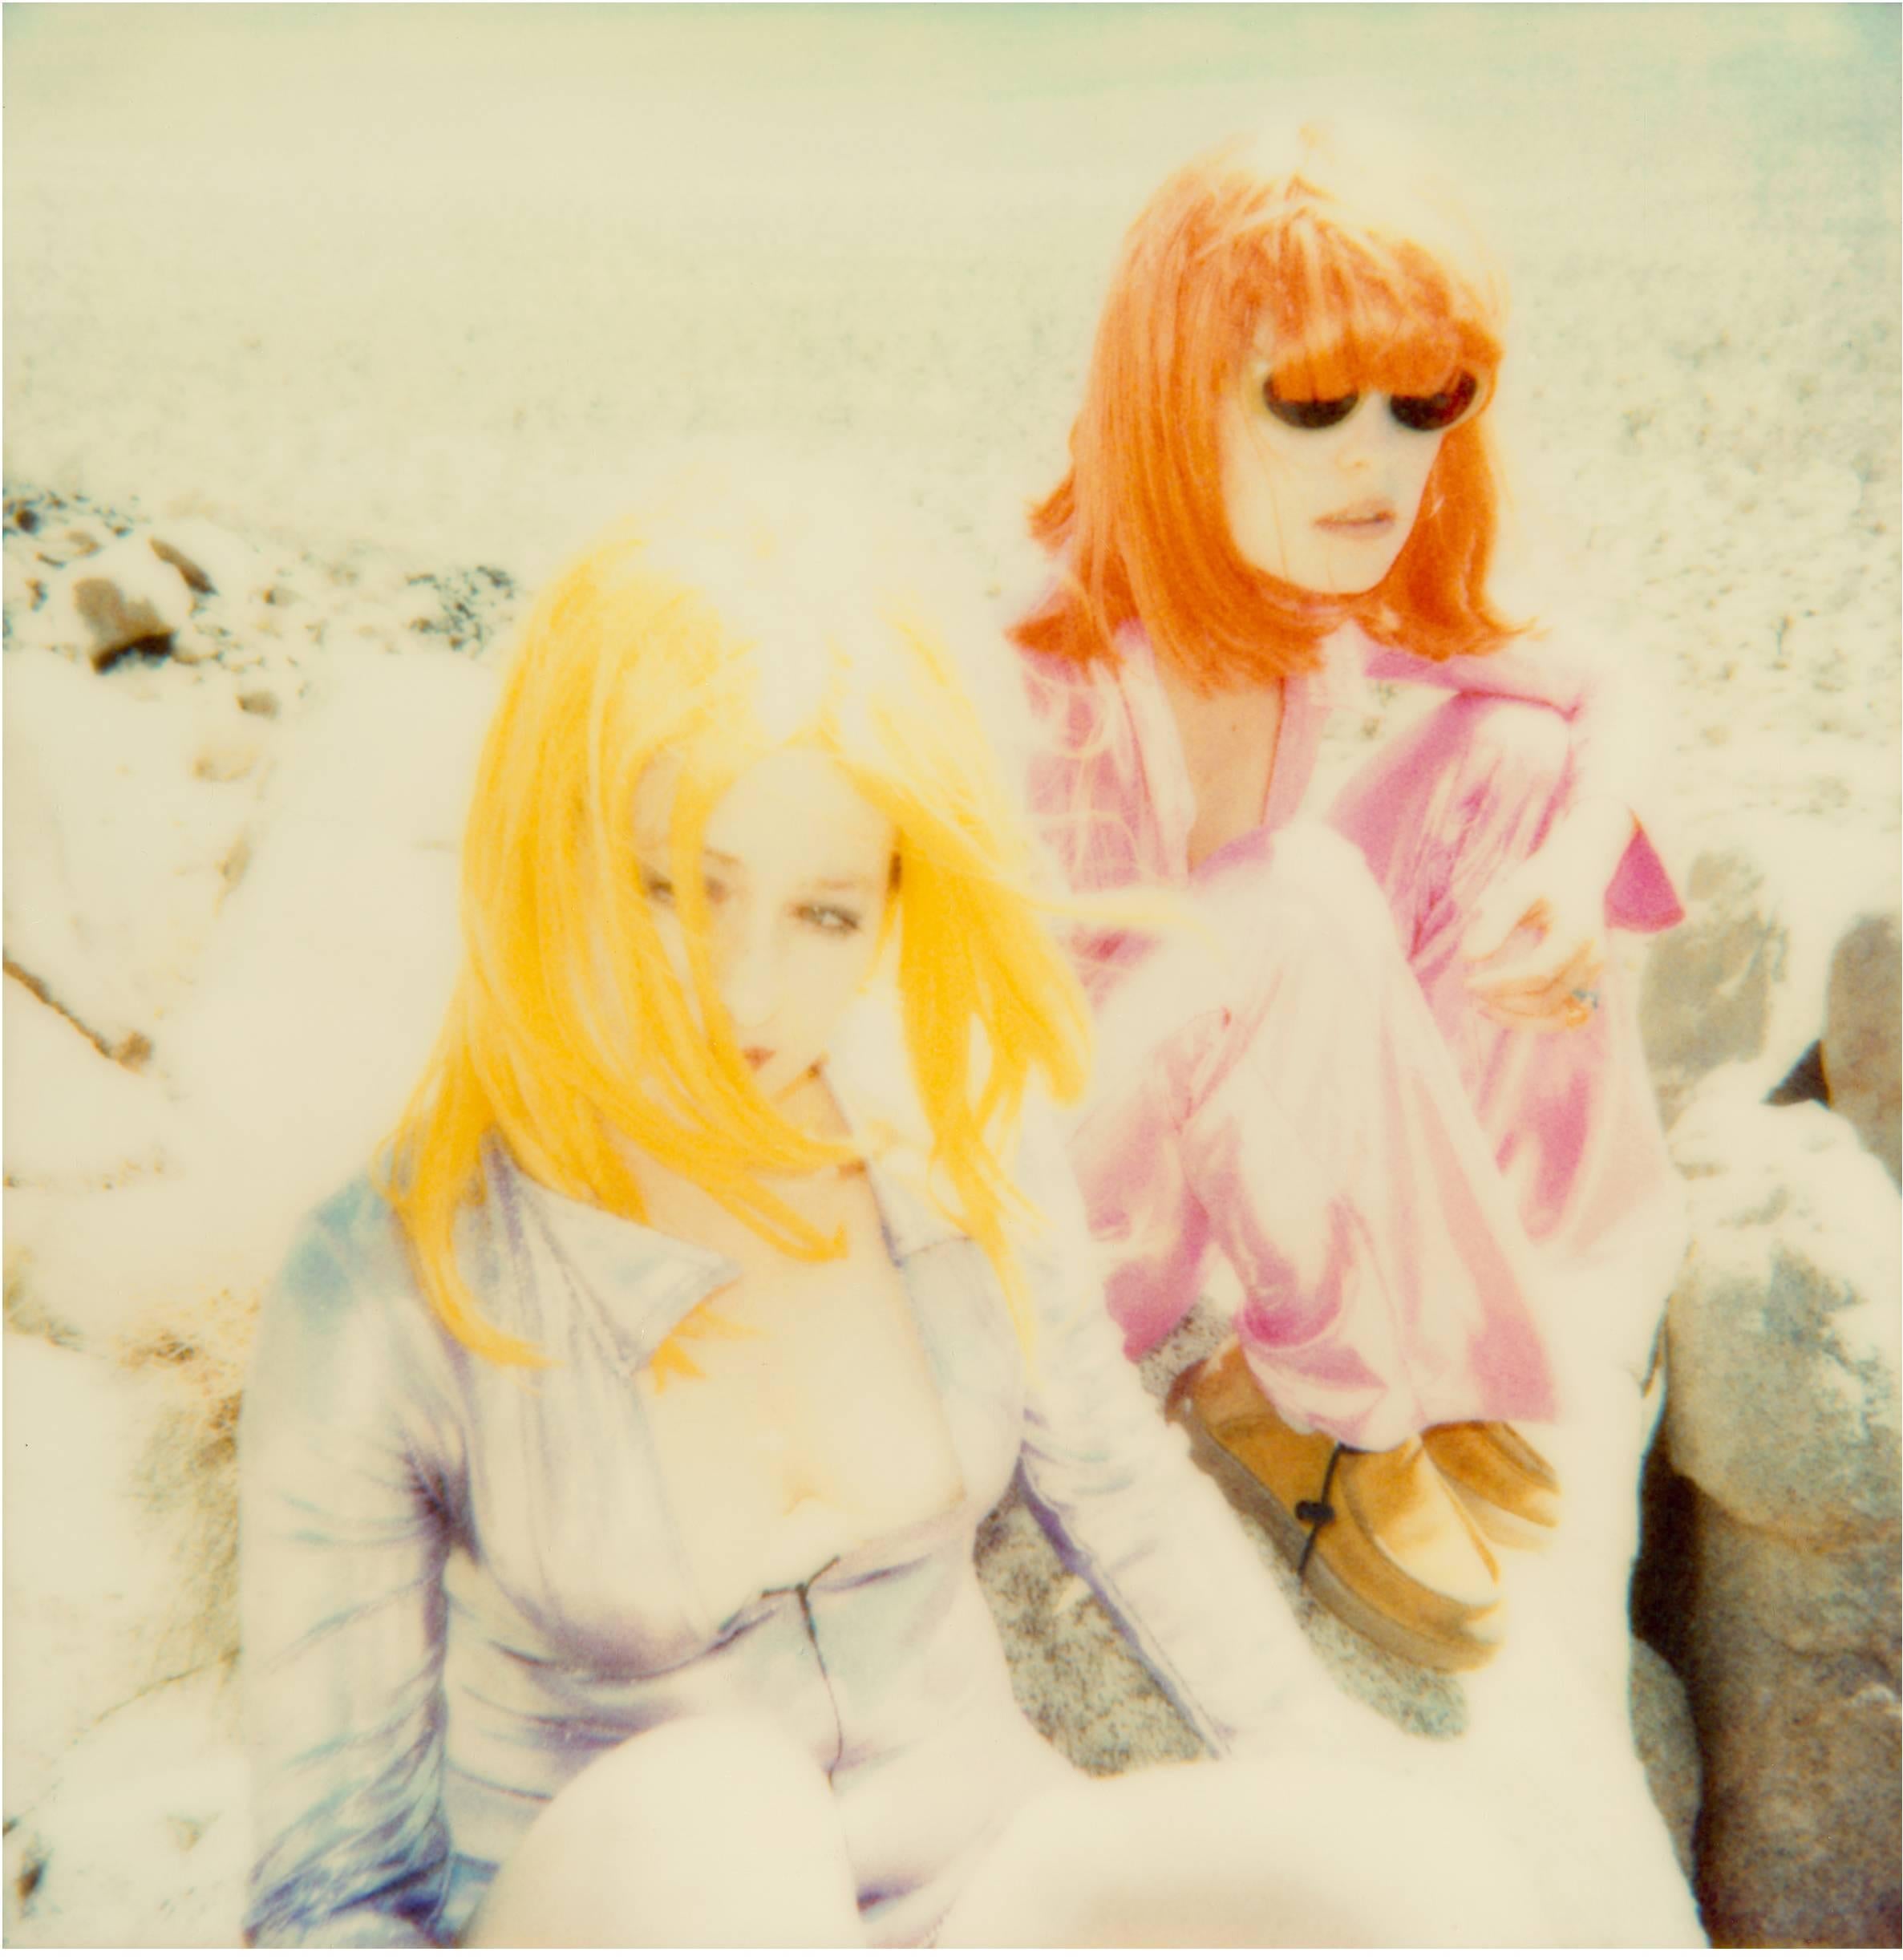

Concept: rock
[[155, 646, 494, 1241], [2, 1334, 182, 1812], [1628, 1638, 1701, 1883], [1686, 1511, 1901, 1946], [148, 516, 267, 603], [2, 650, 268, 1048], [1660, 1086, 1901, 1945], [1, 978, 172, 1186], [3, 1666, 247, 1948], [30, 524, 106, 569], [1664, 1092, 1901, 1543], [5, 548, 46, 617], [4, 1171, 279, 1359], [1639, 845, 1791, 1127], [1822, 909, 1901, 1185], [191, 729, 265, 784], [44, 535, 196, 667], [1639, 822, 1895, 1128]]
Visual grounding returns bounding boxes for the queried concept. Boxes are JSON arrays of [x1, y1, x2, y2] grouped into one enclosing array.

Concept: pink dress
[[1020, 625, 1685, 1452]]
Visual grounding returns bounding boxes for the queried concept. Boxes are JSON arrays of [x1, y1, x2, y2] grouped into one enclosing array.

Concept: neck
[[1152, 662, 1287, 871]]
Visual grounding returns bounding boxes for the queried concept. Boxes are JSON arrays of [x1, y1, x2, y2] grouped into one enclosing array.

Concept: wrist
[[1551, 796, 1637, 880]]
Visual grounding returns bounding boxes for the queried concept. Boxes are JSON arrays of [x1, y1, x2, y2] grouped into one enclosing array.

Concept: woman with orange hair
[[238, 460, 1571, 1946], [1013, 122, 1686, 1670]]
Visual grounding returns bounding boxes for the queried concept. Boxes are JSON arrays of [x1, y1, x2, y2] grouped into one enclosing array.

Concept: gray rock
[[1639, 845, 1792, 1128], [1686, 1504, 1901, 1946], [51, 536, 196, 666], [1659, 1086, 1901, 1945], [1639, 827, 1896, 1130], [148, 516, 266, 603], [1664, 1094, 1901, 1543], [1822, 909, 1901, 1186], [1629, 1638, 1701, 1884], [3, 1666, 246, 1949]]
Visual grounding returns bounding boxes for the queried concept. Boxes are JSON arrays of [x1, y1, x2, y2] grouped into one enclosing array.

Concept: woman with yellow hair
[[1014, 121, 1687, 1670], [237, 462, 1561, 1946]]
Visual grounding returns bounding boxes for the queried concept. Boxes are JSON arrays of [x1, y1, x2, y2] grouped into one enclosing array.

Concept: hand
[[1460, 802, 1634, 1033]]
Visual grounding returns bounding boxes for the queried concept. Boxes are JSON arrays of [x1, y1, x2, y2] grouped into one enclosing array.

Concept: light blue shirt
[[240, 1022, 1309, 1946]]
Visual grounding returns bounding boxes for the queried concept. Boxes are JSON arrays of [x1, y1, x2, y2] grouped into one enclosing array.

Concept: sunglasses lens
[[1263, 381, 1359, 431], [1390, 371, 1480, 432]]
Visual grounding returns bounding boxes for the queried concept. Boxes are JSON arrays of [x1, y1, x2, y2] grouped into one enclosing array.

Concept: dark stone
[[1765, 1038, 1828, 1107]]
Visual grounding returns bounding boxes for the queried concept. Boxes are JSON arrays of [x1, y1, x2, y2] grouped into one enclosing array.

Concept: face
[[632, 749, 895, 1108], [1217, 334, 1459, 597]]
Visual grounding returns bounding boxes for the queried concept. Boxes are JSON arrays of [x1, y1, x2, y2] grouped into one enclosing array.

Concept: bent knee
[[1260, 824, 1403, 965], [582, 1713, 833, 1824], [472, 1715, 856, 1944]]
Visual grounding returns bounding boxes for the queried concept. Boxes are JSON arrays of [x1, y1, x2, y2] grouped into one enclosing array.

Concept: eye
[[799, 902, 863, 936], [1389, 371, 1480, 433], [1262, 379, 1359, 431], [641, 869, 727, 908]]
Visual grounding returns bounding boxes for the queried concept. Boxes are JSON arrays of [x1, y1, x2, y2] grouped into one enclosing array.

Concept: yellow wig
[[380, 461, 1091, 1368]]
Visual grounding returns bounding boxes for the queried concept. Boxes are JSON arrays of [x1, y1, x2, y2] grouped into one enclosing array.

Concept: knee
[[528, 1715, 832, 1858], [1261, 824, 1403, 969], [470, 1715, 857, 1946]]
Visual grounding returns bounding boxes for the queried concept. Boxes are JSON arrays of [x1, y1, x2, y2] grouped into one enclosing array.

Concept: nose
[[719, 919, 779, 1035], [1334, 399, 1398, 474]]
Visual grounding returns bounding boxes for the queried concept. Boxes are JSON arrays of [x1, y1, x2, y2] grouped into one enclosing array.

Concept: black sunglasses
[[1263, 369, 1483, 435]]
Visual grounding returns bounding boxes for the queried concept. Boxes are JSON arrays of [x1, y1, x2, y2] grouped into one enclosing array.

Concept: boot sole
[[1174, 1410, 1506, 1675]]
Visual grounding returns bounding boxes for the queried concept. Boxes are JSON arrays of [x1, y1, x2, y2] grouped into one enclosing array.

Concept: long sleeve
[[1362, 629, 1682, 931], [239, 1215, 457, 1947], [1006, 1103, 1358, 1757]]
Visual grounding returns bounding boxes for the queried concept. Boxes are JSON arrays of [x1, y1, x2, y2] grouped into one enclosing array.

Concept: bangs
[[1240, 213, 1500, 402]]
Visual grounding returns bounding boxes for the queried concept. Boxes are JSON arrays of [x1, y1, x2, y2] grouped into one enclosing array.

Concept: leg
[[939, 1748, 1562, 1947], [1070, 824, 1557, 1443], [1067, 1007, 1220, 1359], [1190, 824, 1557, 1447], [464, 1715, 862, 1947]]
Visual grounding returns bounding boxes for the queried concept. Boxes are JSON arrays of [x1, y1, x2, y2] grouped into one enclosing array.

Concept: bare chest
[[638, 1172, 965, 1622], [1160, 674, 1286, 871]]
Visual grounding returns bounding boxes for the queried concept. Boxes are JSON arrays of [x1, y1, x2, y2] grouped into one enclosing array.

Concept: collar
[[490, 996, 965, 1371]]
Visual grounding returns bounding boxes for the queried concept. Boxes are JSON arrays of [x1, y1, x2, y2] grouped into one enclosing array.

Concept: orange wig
[[1014, 122, 1523, 688]]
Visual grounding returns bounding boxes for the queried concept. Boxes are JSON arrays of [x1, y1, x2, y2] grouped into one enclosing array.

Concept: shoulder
[[269, 1176, 415, 1337], [251, 1175, 462, 1427]]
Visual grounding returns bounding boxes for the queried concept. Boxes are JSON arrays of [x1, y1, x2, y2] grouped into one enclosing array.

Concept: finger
[[1476, 954, 1608, 1031], [1477, 942, 1606, 1018], [1467, 928, 1602, 1000], [1461, 885, 1548, 968], [1475, 995, 1594, 1035]]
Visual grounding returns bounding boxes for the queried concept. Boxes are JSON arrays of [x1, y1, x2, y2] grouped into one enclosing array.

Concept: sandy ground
[[2, 3, 1897, 1946]]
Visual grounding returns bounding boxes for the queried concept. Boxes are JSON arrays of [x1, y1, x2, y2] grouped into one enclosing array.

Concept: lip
[[742, 1047, 775, 1071], [1316, 502, 1396, 537]]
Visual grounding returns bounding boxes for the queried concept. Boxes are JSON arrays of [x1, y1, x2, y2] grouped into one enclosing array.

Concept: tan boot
[[1422, 1421, 1561, 1549], [1168, 1342, 1506, 1673]]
